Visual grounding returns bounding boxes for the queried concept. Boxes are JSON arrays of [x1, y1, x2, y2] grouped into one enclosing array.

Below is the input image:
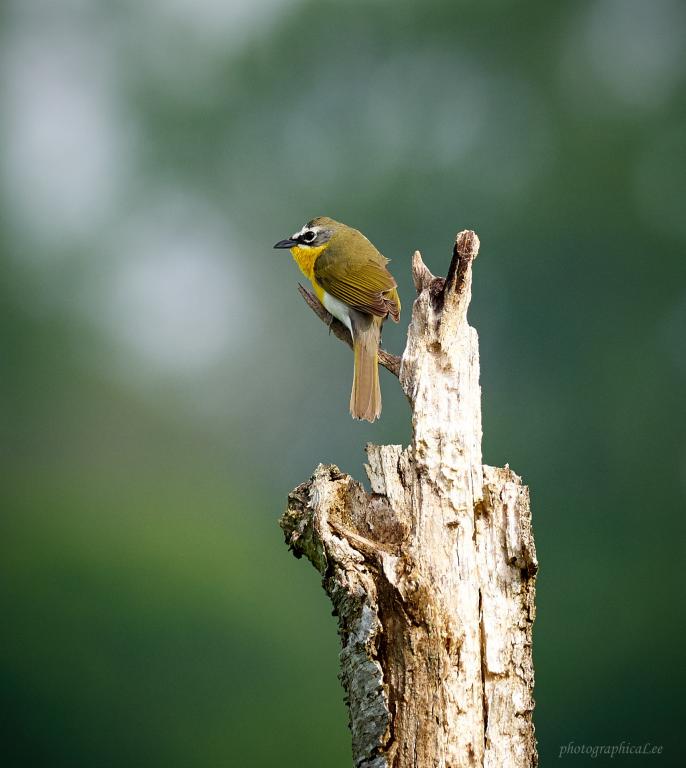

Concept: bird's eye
[[302, 230, 316, 243]]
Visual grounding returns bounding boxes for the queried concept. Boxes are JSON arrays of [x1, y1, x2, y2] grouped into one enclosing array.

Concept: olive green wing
[[314, 240, 400, 320]]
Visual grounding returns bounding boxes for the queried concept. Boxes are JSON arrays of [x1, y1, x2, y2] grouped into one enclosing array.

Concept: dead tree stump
[[280, 231, 538, 768]]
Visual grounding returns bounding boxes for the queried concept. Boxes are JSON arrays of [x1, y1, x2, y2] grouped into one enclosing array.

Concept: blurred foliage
[[1, 0, 685, 765]]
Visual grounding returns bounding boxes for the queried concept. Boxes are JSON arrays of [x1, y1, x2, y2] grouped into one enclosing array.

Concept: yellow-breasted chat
[[274, 217, 400, 422]]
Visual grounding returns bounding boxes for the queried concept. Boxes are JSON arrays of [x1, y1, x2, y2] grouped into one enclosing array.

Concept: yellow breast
[[290, 244, 328, 288]]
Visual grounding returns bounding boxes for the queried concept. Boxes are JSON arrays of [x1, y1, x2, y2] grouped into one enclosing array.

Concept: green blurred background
[[1, 0, 684, 765]]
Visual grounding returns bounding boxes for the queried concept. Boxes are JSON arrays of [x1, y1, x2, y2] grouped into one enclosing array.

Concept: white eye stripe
[[291, 225, 318, 243]]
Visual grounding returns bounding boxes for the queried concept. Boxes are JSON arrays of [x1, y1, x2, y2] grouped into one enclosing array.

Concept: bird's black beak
[[274, 238, 297, 249]]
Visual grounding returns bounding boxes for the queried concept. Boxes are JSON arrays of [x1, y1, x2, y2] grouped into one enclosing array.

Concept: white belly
[[323, 291, 353, 335]]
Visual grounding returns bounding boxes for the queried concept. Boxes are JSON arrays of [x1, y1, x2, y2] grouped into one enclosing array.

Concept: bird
[[274, 217, 400, 422]]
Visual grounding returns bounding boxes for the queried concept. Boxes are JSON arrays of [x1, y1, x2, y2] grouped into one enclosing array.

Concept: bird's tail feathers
[[350, 316, 382, 422]]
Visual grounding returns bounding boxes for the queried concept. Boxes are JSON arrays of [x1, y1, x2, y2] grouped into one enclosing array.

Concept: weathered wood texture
[[280, 232, 538, 768]]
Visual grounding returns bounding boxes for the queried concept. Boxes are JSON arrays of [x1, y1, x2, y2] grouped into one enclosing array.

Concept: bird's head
[[273, 216, 341, 251]]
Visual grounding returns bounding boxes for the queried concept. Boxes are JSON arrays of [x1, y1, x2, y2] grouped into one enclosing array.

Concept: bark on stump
[[280, 231, 538, 768]]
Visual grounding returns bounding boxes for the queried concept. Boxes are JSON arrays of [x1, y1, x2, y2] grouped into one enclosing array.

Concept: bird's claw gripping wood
[[297, 283, 402, 378]]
